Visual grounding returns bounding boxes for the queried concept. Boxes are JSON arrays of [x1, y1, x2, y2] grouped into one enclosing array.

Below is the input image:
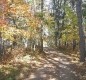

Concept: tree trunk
[[76, 0, 86, 61], [39, 0, 43, 52], [54, 31, 58, 47], [0, 32, 4, 55], [73, 39, 76, 51]]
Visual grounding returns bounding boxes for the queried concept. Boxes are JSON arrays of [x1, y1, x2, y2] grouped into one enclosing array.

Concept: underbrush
[[0, 47, 44, 80]]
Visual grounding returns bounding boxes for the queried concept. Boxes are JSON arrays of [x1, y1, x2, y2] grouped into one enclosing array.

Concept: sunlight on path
[[22, 48, 81, 80]]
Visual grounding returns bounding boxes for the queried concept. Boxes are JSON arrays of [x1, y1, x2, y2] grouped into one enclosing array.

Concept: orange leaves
[[0, 0, 8, 12], [7, 0, 40, 29], [0, 19, 7, 26], [8, 2, 30, 16], [8, 6, 16, 13], [0, 0, 7, 4], [0, 0, 8, 27]]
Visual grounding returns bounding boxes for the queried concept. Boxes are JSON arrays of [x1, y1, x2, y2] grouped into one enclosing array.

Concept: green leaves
[[61, 5, 78, 42], [35, 12, 44, 19], [82, 2, 86, 18]]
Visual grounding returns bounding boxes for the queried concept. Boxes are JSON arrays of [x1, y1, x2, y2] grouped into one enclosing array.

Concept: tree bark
[[76, 0, 86, 61], [39, 0, 43, 52]]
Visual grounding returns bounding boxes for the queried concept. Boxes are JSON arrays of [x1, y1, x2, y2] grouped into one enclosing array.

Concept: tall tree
[[76, 0, 86, 61], [39, 0, 43, 52], [53, 0, 66, 47]]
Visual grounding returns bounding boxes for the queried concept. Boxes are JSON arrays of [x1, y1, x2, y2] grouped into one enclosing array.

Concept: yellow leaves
[[6, 0, 41, 40], [29, 17, 40, 28], [20, 30, 30, 38], [7, 0, 12, 3], [0, 26, 31, 40], [16, 4, 29, 11], [0, 24, 7, 32], [1, 27, 14, 40]]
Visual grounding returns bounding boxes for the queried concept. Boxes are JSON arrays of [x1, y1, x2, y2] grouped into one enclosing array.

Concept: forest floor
[[0, 47, 86, 80]]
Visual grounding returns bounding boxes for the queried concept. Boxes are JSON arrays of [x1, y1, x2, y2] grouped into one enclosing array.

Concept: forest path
[[1, 47, 85, 80], [23, 48, 81, 80]]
